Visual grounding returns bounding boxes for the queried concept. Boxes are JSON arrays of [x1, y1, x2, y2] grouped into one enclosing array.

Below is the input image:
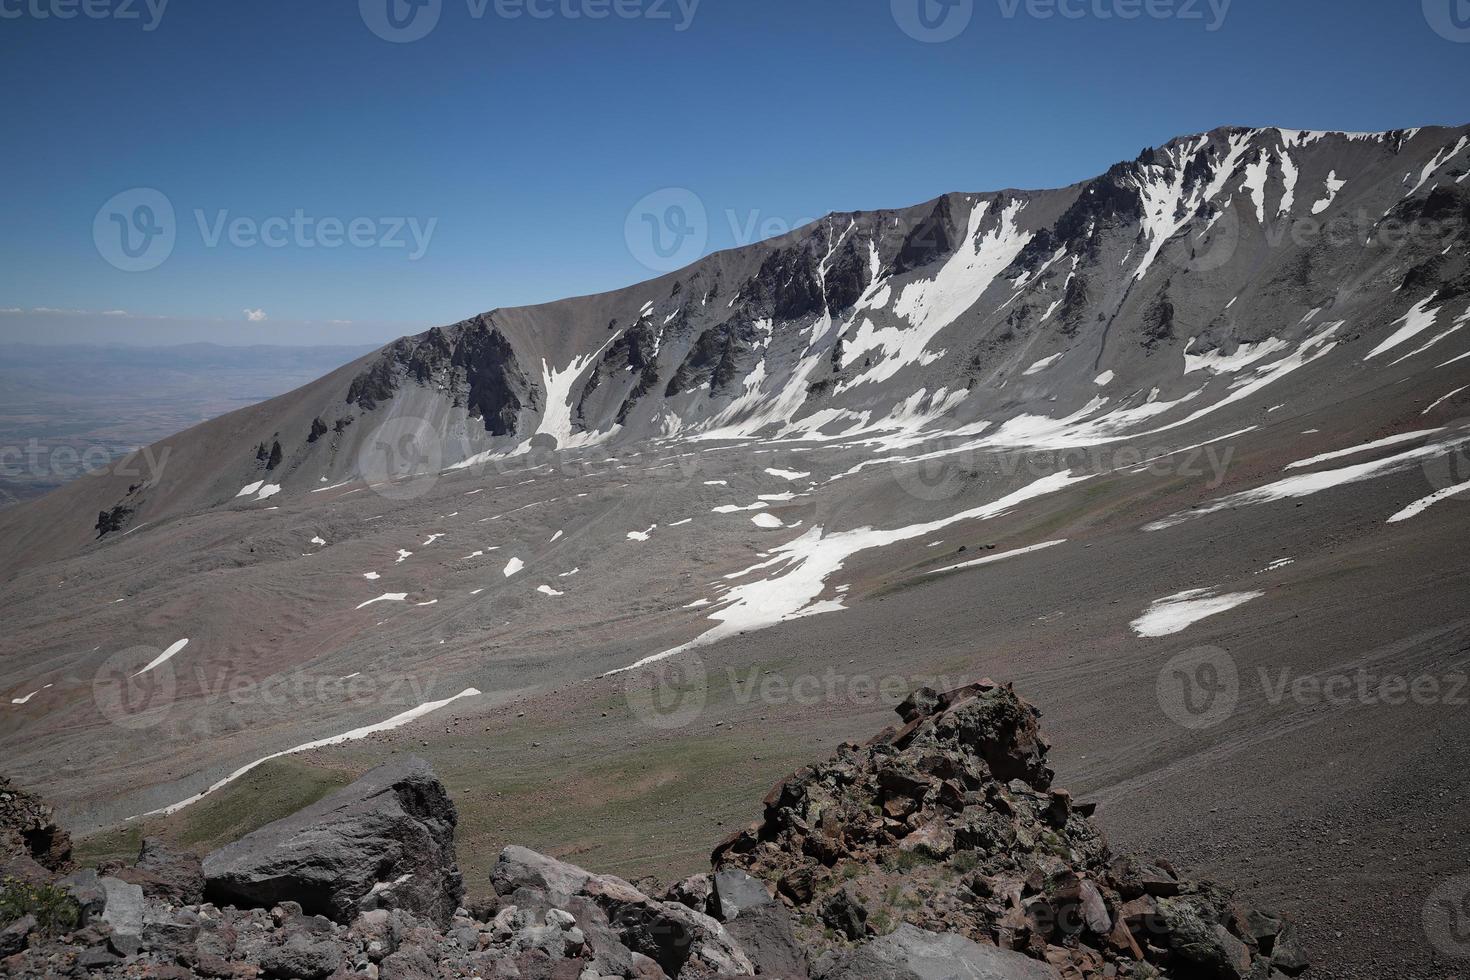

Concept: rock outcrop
[[201, 756, 464, 928], [711, 681, 1305, 979], [0, 775, 72, 873]]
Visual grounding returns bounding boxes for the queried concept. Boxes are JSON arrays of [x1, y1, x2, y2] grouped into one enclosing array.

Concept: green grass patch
[[160, 758, 353, 853], [73, 824, 143, 870]]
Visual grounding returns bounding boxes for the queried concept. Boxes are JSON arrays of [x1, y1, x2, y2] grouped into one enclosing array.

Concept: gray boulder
[[202, 756, 463, 927], [723, 901, 808, 979], [814, 924, 1061, 980], [492, 846, 754, 977], [711, 868, 773, 921]]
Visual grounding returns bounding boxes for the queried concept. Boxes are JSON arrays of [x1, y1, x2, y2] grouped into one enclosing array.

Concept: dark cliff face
[[891, 196, 958, 275], [345, 317, 539, 436], [666, 314, 769, 398], [737, 245, 827, 322]]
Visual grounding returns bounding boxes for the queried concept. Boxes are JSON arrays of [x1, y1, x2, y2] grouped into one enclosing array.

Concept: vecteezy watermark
[[893, 0, 1231, 42], [625, 661, 973, 730], [93, 188, 176, 273], [0, 0, 169, 30], [194, 210, 437, 260], [94, 649, 445, 736], [1158, 648, 1470, 730], [359, 415, 447, 501], [1156, 647, 1240, 730], [890, 439, 1239, 502], [1165, 204, 1460, 277], [1420, 418, 1470, 502], [623, 187, 828, 273], [93, 647, 179, 731], [891, 0, 974, 43], [94, 188, 437, 272], [625, 188, 708, 274], [360, 0, 700, 43], [996, 0, 1231, 30], [624, 654, 708, 730], [1423, 0, 1470, 43], [1425, 875, 1470, 958], [0, 440, 170, 484]]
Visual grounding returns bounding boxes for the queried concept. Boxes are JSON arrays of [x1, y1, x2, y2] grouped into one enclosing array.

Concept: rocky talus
[[0, 687, 1306, 978]]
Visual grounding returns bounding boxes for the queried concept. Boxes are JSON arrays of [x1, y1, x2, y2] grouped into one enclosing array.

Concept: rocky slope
[[1, 686, 1306, 979]]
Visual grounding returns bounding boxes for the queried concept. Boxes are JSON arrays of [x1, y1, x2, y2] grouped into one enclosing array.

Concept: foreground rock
[[0, 685, 1307, 979], [201, 755, 463, 928]]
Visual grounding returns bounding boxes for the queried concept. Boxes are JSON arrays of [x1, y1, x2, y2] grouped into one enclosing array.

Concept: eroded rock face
[[0, 774, 73, 872], [201, 756, 463, 928], [345, 317, 540, 435], [713, 682, 1303, 980]]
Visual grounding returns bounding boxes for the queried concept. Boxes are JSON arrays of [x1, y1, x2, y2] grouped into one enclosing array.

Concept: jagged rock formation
[[0, 688, 1307, 978], [346, 318, 541, 437], [710, 682, 1306, 979]]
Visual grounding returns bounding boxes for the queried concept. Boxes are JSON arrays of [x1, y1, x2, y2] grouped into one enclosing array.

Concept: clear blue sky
[[1, 0, 1466, 346]]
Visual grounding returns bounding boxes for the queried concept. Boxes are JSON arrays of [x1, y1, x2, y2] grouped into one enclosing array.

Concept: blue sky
[[1, 0, 1467, 346]]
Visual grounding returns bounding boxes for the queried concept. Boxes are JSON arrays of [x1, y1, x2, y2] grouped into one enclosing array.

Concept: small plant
[[951, 850, 980, 873], [889, 849, 937, 874], [0, 877, 81, 936]]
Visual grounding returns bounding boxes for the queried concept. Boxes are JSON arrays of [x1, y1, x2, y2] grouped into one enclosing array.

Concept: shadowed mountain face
[[2, 124, 1470, 979]]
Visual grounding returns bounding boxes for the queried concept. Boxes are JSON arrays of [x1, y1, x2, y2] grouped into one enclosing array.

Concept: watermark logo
[[996, 0, 1231, 31], [1164, 205, 1241, 275], [892, 0, 974, 42], [359, 415, 445, 500], [93, 646, 177, 731], [1424, 0, 1470, 42], [360, 0, 443, 42], [93, 190, 437, 271], [1421, 419, 1470, 500], [0, 0, 169, 30], [361, 0, 700, 42], [626, 188, 707, 273], [1156, 646, 1239, 730], [891, 438, 978, 501], [1425, 875, 1470, 958], [94, 188, 176, 273], [624, 654, 708, 730], [193, 210, 437, 260]]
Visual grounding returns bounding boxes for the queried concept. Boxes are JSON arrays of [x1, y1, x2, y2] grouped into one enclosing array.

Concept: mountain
[[4, 124, 1468, 567], [2, 123, 1469, 979]]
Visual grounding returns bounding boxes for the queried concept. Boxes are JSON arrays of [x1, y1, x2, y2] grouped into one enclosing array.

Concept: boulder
[[492, 846, 754, 978], [100, 876, 146, 955], [722, 901, 808, 979], [0, 915, 36, 958], [202, 756, 463, 927], [115, 837, 206, 904], [814, 924, 1061, 980], [710, 868, 773, 921]]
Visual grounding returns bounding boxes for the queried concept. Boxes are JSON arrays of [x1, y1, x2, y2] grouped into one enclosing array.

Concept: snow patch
[[133, 639, 189, 677], [1131, 589, 1264, 638], [926, 540, 1067, 575]]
